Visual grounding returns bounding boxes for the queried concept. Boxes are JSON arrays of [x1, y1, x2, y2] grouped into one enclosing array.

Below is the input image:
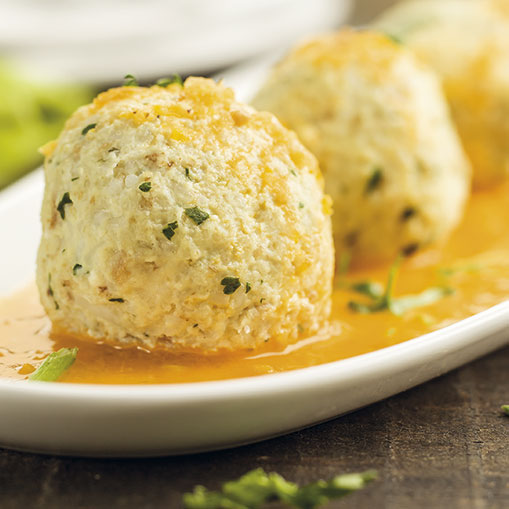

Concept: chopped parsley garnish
[[29, 347, 78, 382], [184, 168, 192, 180], [57, 192, 73, 219], [162, 221, 178, 240], [108, 298, 125, 303], [182, 468, 376, 509], [245, 282, 252, 293], [221, 277, 241, 295], [72, 264, 83, 275], [290, 169, 297, 176], [81, 123, 97, 135], [298, 202, 305, 209], [348, 256, 454, 315], [185, 206, 209, 225], [155, 74, 183, 87], [47, 274, 59, 310], [71, 176, 80, 182], [365, 167, 383, 194], [502, 405, 509, 416], [400, 207, 417, 221], [139, 182, 152, 192], [123, 74, 138, 87], [351, 280, 384, 300]]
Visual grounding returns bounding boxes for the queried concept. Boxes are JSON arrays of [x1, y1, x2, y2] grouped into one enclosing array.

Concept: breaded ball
[[253, 29, 471, 266], [375, 0, 509, 188], [36, 77, 334, 352]]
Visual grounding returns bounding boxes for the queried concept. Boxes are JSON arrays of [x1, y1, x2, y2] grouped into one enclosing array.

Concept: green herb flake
[[155, 74, 183, 87], [108, 298, 125, 303], [221, 277, 241, 295], [351, 280, 384, 300], [400, 207, 417, 221], [245, 282, 252, 293], [29, 347, 78, 382], [290, 169, 297, 176], [298, 202, 305, 209], [81, 123, 97, 136], [348, 256, 454, 316], [184, 167, 192, 180], [72, 264, 83, 275], [71, 176, 80, 182], [162, 221, 178, 240], [365, 167, 383, 194], [185, 206, 209, 225], [138, 182, 152, 192], [47, 274, 59, 310], [57, 192, 73, 219], [123, 74, 138, 87], [182, 467, 376, 509], [501, 405, 509, 416]]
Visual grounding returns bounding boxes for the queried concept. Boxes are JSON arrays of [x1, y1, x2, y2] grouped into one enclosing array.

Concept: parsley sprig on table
[[348, 256, 454, 315], [183, 468, 376, 509]]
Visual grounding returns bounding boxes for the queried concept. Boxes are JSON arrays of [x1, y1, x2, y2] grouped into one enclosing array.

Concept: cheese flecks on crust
[[36, 78, 334, 352], [253, 29, 471, 265]]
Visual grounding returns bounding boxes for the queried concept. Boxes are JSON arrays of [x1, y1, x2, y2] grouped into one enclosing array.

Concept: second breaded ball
[[375, 0, 509, 188], [253, 29, 471, 265], [36, 77, 334, 352]]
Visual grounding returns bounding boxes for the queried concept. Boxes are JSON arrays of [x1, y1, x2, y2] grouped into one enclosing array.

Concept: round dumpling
[[253, 29, 471, 265], [375, 0, 509, 188], [36, 77, 334, 352]]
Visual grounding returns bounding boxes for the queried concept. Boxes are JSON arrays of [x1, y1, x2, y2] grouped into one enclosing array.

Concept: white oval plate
[[1, 61, 509, 457]]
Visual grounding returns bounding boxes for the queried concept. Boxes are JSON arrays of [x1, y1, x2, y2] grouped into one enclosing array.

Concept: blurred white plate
[[0, 0, 351, 84], [1, 58, 509, 456]]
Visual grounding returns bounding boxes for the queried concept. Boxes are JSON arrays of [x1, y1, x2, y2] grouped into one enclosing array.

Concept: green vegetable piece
[[349, 256, 454, 315], [29, 347, 78, 382], [365, 167, 383, 194], [298, 202, 305, 209], [71, 176, 80, 182], [155, 74, 183, 87], [182, 468, 377, 509], [108, 298, 125, 303], [245, 282, 252, 293], [221, 277, 241, 295], [502, 405, 509, 416], [163, 221, 178, 241], [81, 123, 97, 135], [72, 263, 82, 275], [184, 168, 192, 180], [185, 206, 210, 225], [123, 74, 138, 87], [139, 182, 152, 192], [57, 192, 73, 219]]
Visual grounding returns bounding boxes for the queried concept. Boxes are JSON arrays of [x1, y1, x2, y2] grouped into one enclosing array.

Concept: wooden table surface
[[1, 343, 508, 509]]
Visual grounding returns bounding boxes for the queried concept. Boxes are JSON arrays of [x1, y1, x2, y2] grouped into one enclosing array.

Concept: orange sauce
[[1, 183, 509, 384]]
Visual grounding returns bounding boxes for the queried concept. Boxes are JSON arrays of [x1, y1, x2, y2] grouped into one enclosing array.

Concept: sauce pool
[[1, 183, 509, 384]]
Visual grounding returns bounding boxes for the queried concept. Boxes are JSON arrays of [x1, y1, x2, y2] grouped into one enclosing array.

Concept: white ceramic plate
[[1, 60, 509, 457]]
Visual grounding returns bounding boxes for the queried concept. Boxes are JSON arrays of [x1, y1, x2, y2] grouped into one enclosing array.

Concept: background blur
[[0, 0, 398, 189]]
